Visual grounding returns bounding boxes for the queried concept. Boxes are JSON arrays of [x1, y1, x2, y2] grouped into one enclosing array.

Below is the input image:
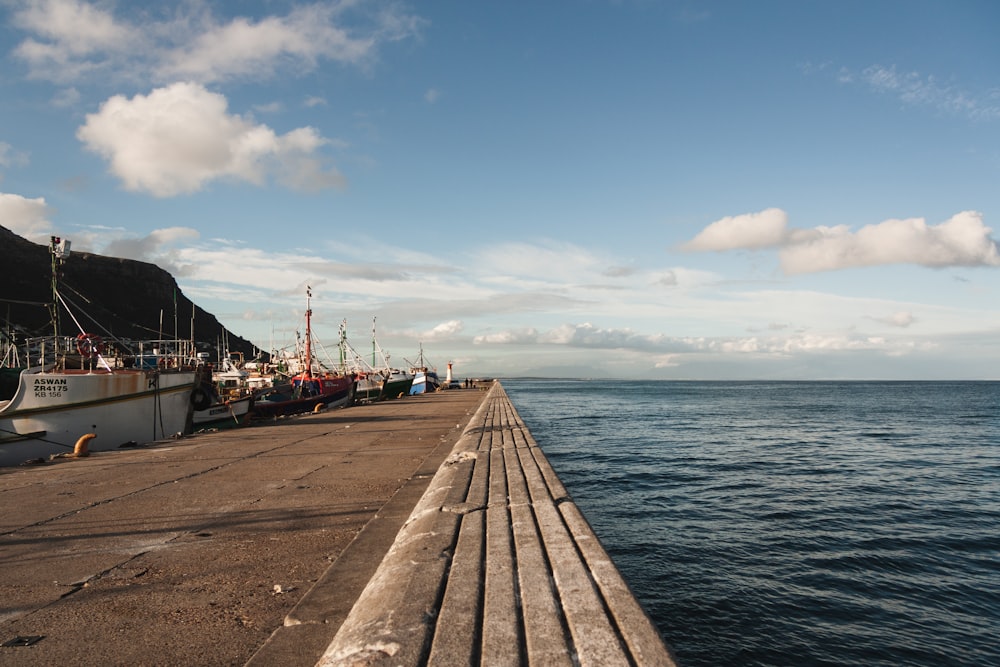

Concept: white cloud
[[780, 211, 1000, 274], [253, 101, 284, 114], [0, 143, 29, 170], [683, 209, 1000, 274], [51, 86, 81, 107], [653, 270, 678, 286], [424, 88, 440, 104], [423, 320, 464, 340], [473, 240, 614, 288], [76, 82, 345, 196], [474, 328, 540, 345], [481, 322, 680, 353], [468, 321, 938, 363], [0, 192, 53, 241], [11, 1, 425, 86], [156, 6, 372, 84], [680, 208, 788, 251], [102, 226, 201, 263], [12, 0, 136, 82], [860, 64, 1000, 121], [868, 311, 916, 328]]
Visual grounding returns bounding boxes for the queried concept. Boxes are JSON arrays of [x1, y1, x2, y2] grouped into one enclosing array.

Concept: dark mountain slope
[[1, 225, 258, 358]]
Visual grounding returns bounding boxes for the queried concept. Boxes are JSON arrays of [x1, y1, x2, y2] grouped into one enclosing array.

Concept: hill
[[1, 225, 258, 360]]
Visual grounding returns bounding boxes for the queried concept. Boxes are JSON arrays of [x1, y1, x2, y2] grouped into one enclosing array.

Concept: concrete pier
[[0, 383, 674, 666]]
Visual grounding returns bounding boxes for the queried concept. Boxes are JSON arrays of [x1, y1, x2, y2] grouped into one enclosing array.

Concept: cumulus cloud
[[681, 208, 789, 251], [0, 192, 54, 241], [11, 0, 424, 85], [780, 211, 1000, 273], [683, 209, 1000, 274], [76, 82, 345, 196], [423, 320, 463, 340]]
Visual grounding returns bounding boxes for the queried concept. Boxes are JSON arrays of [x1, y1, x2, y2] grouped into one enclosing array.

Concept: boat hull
[[409, 371, 441, 395], [380, 376, 413, 400], [192, 395, 253, 429], [0, 368, 197, 466], [250, 376, 354, 420], [353, 375, 383, 403]]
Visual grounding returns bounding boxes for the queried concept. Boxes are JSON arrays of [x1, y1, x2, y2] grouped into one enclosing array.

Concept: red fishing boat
[[250, 287, 354, 420]]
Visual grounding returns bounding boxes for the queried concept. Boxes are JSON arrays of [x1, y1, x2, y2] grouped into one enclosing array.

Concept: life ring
[[190, 386, 212, 411], [76, 333, 104, 357]]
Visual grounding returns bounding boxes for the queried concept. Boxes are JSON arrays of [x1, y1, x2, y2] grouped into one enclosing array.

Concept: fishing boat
[[371, 321, 413, 400], [211, 350, 251, 399], [347, 319, 413, 403], [406, 344, 441, 395], [192, 393, 253, 429], [0, 237, 199, 466], [190, 371, 254, 429], [379, 367, 414, 400], [339, 321, 383, 403], [249, 287, 354, 420]]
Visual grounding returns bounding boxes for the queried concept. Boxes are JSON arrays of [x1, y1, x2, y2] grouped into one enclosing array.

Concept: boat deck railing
[[19, 335, 201, 371]]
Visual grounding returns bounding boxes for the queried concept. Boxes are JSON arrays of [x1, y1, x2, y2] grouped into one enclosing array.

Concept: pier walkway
[[308, 382, 676, 667], [0, 383, 674, 666]]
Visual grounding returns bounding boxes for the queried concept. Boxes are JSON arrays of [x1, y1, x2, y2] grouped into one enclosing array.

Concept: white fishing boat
[[0, 237, 199, 466], [406, 344, 441, 395], [191, 392, 253, 430], [345, 319, 413, 403]]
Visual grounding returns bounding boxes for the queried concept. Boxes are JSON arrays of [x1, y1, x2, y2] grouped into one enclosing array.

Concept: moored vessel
[[0, 236, 198, 466], [249, 287, 353, 420]]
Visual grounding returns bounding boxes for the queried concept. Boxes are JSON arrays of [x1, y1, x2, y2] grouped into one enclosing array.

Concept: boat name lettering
[[34, 378, 68, 386]]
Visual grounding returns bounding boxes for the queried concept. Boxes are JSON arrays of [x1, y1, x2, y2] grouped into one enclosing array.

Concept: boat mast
[[339, 320, 348, 373], [49, 236, 71, 339], [303, 286, 313, 379]]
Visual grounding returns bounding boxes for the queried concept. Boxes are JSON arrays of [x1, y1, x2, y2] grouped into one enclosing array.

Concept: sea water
[[502, 380, 1000, 667]]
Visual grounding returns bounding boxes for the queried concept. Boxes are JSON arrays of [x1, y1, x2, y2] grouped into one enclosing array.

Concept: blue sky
[[2, 1, 999, 379]]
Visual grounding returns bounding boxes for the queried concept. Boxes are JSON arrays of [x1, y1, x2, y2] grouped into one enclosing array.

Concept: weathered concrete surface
[[0, 388, 486, 667]]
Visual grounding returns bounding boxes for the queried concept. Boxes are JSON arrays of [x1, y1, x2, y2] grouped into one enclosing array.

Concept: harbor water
[[502, 379, 1000, 667]]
